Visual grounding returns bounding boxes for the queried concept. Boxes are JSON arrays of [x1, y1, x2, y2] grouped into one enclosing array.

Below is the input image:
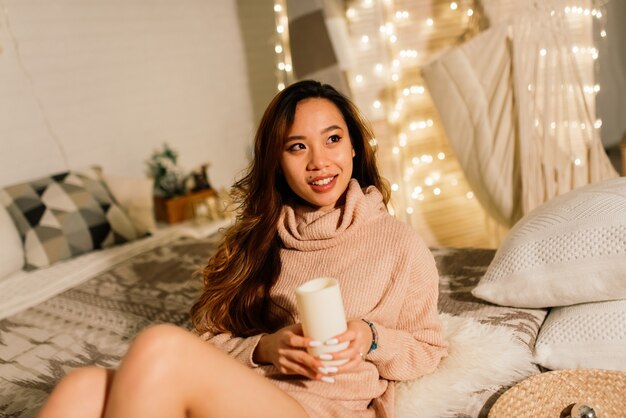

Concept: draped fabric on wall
[[422, 26, 520, 227], [422, 0, 618, 227]]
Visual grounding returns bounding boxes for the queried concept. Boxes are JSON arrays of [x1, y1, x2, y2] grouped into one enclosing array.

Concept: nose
[[306, 144, 330, 171]]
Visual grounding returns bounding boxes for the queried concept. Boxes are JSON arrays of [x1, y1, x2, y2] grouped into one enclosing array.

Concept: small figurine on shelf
[[190, 163, 212, 192]]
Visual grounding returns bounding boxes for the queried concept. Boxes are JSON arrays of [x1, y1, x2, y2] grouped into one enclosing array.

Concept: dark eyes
[[287, 143, 306, 152], [286, 135, 342, 152]]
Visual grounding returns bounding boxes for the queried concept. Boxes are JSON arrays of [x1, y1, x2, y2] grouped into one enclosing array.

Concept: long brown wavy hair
[[191, 80, 390, 337]]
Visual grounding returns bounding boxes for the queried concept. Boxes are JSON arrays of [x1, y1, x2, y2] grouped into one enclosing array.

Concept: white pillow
[[534, 299, 626, 372], [472, 177, 626, 308], [103, 174, 157, 236], [0, 204, 25, 279]]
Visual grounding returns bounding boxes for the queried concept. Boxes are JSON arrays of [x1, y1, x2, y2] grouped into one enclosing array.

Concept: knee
[[38, 367, 109, 417], [109, 324, 198, 393], [53, 367, 109, 400], [122, 324, 192, 372], [62, 367, 108, 388]]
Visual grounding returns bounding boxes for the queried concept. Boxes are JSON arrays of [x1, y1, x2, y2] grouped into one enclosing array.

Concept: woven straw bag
[[489, 369, 626, 417]]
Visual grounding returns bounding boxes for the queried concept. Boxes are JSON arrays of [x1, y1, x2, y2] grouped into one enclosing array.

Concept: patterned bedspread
[[432, 248, 547, 416], [0, 235, 546, 417]]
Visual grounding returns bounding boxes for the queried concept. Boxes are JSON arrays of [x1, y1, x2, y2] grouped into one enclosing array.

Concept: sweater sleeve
[[199, 331, 265, 368], [365, 234, 448, 381]]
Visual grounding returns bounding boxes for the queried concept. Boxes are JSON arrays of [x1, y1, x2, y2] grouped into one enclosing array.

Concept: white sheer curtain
[[422, 0, 617, 227]]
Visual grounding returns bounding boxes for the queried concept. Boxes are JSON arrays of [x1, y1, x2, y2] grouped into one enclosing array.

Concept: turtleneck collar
[[278, 179, 387, 251]]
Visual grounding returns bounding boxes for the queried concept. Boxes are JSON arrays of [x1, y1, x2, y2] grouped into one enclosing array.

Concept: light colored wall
[[595, 0, 626, 147], [0, 0, 254, 190], [236, 0, 277, 126]]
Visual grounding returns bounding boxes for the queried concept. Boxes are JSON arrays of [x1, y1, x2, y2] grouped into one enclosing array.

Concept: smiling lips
[[308, 175, 338, 192]]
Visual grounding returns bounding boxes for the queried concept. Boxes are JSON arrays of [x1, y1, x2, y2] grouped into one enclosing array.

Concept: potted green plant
[[147, 144, 216, 224]]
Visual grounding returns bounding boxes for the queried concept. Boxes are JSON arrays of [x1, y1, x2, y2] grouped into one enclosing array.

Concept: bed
[[1, 170, 624, 417], [0, 229, 547, 417]]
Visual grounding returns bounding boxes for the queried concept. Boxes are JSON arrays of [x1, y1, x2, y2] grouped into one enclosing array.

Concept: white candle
[[295, 277, 349, 366]]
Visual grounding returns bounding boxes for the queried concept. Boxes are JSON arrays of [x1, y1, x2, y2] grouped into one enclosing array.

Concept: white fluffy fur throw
[[395, 314, 538, 417]]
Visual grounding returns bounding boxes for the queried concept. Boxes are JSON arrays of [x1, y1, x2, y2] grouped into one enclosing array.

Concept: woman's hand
[[253, 324, 324, 380], [317, 319, 372, 375]]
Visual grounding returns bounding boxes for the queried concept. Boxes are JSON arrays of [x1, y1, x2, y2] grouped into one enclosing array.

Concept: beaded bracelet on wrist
[[361, 319, 378, 354]]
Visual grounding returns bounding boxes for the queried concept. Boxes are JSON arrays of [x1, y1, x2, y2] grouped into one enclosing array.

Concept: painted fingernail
[[318, 354, 333, 360], [308, 340, 322, 347], [318, 367, 329, 374], [325, 338, 339, 346], [321, 376, 335, 383], [323, 366, 338, 373]]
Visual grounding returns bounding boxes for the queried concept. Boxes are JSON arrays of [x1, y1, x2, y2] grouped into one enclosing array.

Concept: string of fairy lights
[[346, 0, 478, 220], [271, 0, 609, 245], [272, 0, 294, 91]]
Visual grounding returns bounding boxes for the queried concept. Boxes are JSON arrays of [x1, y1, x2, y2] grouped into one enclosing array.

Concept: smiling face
[[280, 98, 355, 212]]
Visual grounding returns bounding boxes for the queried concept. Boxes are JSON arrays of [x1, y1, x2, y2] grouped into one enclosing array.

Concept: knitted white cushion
[[534, 299, 626, 371], [472, 177, 626, 308]]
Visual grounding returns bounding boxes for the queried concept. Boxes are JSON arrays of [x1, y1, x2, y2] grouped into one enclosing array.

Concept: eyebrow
[[286, 125, 344, 141]]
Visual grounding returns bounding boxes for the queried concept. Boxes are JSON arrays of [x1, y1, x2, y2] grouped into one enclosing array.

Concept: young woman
[[38, 80, 447, 418]]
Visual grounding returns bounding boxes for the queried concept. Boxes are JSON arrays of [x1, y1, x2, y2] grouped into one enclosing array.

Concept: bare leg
[[38, 367, 114, 418], [41, 324, 309, 418]]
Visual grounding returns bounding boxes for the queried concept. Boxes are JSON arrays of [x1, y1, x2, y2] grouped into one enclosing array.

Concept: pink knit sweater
[[201, 180, 448, 417]]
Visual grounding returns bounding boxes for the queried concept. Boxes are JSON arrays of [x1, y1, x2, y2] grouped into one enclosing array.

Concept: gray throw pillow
[[0, 167, 138, 270]]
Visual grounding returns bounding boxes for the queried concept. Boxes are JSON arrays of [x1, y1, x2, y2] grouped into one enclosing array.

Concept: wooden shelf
[[153, 189, 217, 224]]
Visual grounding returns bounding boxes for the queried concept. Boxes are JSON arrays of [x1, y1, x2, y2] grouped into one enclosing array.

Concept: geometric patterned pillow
[[0, 167, 138, 270]]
